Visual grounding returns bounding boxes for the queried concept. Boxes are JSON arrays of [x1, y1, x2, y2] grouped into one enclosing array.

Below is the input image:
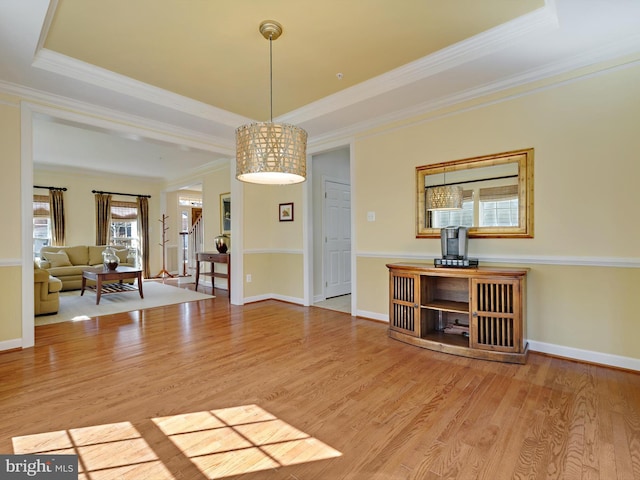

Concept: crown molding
[[308, 47, 640, 148], [32, 48, 250, 128], [0, 79, 235, 155], [29, 2, 558, 131], [279, 3, 559, 125]]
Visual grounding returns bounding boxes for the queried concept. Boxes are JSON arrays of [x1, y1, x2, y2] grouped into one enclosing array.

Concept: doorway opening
[[310, 147, 352, 315]]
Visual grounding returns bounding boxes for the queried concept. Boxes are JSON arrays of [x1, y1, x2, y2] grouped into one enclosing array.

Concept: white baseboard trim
[[242, 293, 308, 306], [313, 294, 326, 303], [356, 310, 389, 323], [243, 294, 271, 304], [0, 338, 23, 352], [270, 294, 304, 305], [528, 340, 640, 371]]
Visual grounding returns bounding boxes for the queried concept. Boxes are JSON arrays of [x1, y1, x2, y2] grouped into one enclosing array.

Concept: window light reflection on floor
[[153, 404, 342, 478], [12, 404, 342, 479], [12, 421, 172, 479]]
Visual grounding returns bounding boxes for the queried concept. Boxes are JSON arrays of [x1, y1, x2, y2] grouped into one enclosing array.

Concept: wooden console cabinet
[[387, 263, 528, 364]]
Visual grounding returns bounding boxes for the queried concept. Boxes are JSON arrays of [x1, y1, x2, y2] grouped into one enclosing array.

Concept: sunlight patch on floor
[[12, 421, 172, 479], [153, 404, 342, 478], [12, 404, 341, 479]]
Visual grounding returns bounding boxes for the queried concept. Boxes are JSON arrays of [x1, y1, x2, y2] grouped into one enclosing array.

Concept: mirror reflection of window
[[416, 148, 533, 238], [425, 163, 519, 229], [479, 185, 518, 227]]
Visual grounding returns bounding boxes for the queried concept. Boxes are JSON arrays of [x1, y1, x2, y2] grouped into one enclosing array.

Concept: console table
[[195, 252, 230, 300], [387, 263, 528, 364]]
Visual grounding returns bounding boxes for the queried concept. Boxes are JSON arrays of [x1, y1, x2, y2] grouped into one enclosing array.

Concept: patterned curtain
[[49, 190, 66, 246], [137, 196, 150, 279], [95, 193, 112, 245]]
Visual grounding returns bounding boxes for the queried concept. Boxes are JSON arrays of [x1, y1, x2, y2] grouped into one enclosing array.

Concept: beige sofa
[[39, 245, 134, 291], [34, 263, 62, 315]]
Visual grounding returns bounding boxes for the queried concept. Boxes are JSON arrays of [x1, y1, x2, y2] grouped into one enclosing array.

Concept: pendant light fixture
[[236, 20, 308, 185], [426, 169, 463, 210]]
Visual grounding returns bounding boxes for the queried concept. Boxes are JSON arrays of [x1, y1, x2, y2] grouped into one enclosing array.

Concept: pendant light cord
[[269, 36, 273, 122]]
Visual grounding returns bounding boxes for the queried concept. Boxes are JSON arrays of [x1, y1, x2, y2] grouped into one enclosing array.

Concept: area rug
[[36, 281, 215, 326]]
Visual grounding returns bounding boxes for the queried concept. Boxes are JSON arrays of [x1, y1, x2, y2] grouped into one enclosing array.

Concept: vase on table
[[102, 246, 120, 271], [214, 234, 230, 254]]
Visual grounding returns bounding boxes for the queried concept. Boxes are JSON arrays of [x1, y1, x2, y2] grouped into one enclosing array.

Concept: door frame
[[303, 142, 355, 315]]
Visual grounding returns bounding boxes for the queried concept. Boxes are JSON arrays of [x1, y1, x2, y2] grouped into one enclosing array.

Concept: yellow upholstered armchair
[[34, 263, 62, 316]]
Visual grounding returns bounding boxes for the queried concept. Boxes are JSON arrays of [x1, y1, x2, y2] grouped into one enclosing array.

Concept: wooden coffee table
[[81, 266, 144, 305]]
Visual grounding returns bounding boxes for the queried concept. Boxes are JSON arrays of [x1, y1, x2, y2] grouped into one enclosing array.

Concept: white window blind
[[479, 185, 519, 227], [111, 201, 137, 220], [33, 194, 50, 217]]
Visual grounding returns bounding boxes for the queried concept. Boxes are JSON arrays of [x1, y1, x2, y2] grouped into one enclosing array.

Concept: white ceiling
[[1, 0, 639, 182]]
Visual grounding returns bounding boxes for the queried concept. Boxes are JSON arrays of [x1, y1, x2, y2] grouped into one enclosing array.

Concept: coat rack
[[155, 214, 174, 279]]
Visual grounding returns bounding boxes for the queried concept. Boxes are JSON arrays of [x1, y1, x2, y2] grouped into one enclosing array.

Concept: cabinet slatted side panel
[[389, 274, 416, 334], [392, 303, 415, 332], [472, 279, 520, 353], [392, 274, 415, 303]]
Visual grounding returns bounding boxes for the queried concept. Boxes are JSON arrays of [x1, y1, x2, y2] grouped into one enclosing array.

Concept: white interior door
[[324, 180, 351, 298]]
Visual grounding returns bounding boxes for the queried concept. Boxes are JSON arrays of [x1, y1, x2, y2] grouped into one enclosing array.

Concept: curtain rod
[[34, 185, 67, 191], [92, 190, 151, 198]]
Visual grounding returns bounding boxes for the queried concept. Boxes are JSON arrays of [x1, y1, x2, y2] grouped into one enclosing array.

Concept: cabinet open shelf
[[387, 263, 529, 364], [422, 300, 468, 314]]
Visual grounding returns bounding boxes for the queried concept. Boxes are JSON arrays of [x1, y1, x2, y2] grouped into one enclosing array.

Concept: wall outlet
[[367, 211, 376, 222], [246, 274, 252, 283]]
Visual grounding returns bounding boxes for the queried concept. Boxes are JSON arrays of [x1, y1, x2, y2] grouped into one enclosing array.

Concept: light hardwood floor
[[2, 290, 639, 479]]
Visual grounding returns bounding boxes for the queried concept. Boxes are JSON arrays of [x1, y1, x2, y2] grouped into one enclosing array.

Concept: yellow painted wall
[[243, 253, 272, 298], [242, 182, 304, 299], [0, 98, 22, 258], [354, 64, 640, 359], [0, 266, 23, 341], [270, 253, 304, 299], [0, 97, 22, 343], [243, 253, 304, 300]]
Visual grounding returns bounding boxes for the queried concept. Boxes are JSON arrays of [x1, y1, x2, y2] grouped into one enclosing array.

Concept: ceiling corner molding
[[308, 35, 640, 148], [32, 48, 251, 127], [279, 3, 559, 125], [34, 0, 58, 56], [13, 84, 235, 155]]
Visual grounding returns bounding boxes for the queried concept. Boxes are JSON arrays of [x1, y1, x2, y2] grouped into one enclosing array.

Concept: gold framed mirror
[[416, 148, 534, 238]]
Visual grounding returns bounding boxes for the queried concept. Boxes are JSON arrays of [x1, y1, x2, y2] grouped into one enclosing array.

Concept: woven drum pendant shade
[[235, 20, 308, 185], [427, 185, 463, 210], [236, 121, 307, 185]]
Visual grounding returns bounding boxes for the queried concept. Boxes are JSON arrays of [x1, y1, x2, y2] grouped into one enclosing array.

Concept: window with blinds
[[33, 194, 51, 258], [479, 185, 518, 227], [111, 201, 138, 248]]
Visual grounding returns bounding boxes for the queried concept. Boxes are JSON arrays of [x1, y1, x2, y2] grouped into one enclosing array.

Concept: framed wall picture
[[279, 202, 294, 222], [220, 192, 231, 234]]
